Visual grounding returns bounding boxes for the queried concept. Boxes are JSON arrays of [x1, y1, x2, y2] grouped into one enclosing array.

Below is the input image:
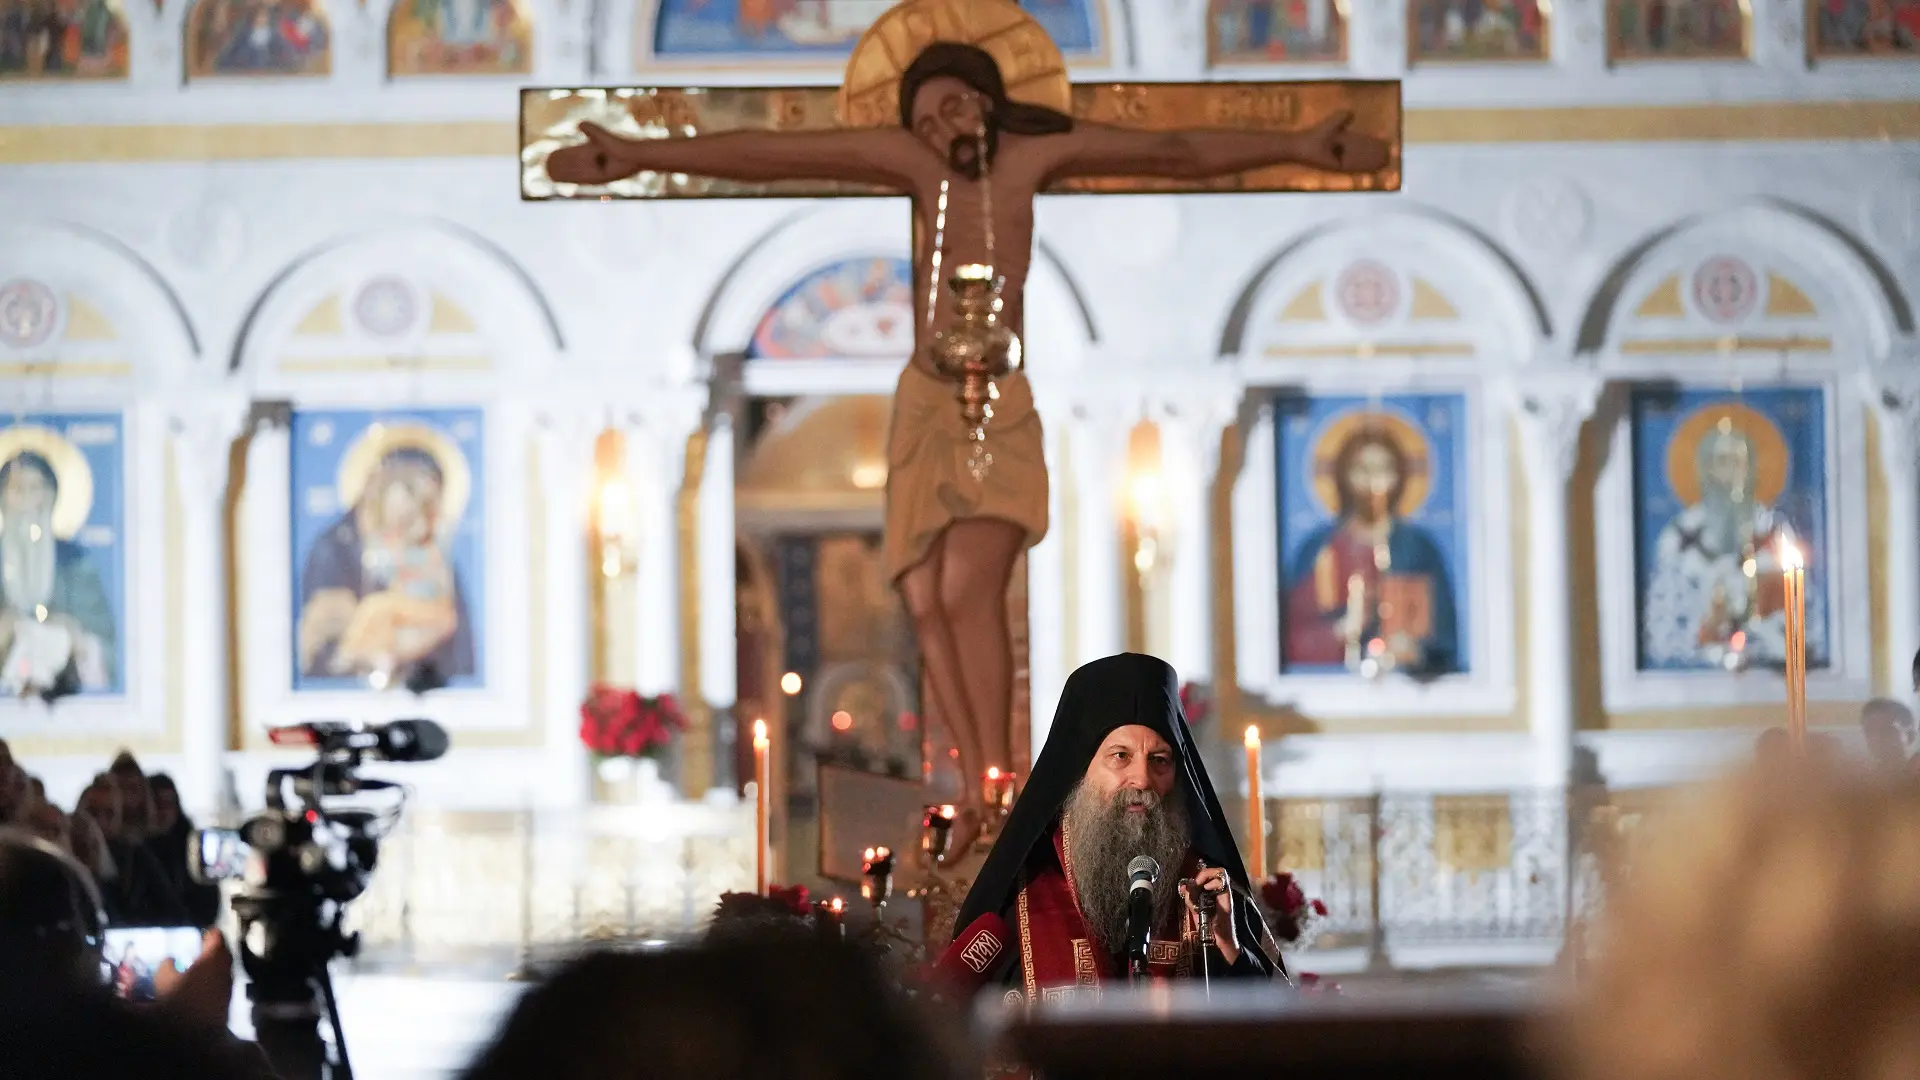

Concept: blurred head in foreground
[[461, 933, 965, 1080], [1557, 759, 1920, 1080]]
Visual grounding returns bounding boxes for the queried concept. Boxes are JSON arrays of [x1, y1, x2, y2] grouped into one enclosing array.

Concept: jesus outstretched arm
[[548, 122, 929, 189], [1043, 111, 1391, 181]]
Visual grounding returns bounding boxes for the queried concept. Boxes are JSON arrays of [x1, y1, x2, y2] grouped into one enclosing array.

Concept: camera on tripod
[[192, 717, 447, 1080]]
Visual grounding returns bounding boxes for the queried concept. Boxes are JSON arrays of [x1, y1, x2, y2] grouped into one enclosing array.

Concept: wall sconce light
[[596, 475, 639, 578], [1126, 467, 1170, 576]]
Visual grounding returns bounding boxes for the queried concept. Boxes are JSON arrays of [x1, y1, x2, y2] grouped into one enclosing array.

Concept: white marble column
[[691, 412, 736, 796], [1026, 395, 1070, 765], [166, 395, 250, 819], [625, 394, 702, 697], [1869, 366, 1920, 701], [535, 404, 600, 807], [1155, 392, 1239, 686], [1068, 405, 1133, 668], [1509, 374, 1602, 788]]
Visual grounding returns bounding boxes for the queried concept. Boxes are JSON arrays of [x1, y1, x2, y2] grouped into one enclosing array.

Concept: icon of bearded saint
[[1641, 423, 1824, 670], [0, 450, 116, 698], [952, 654, 1284, 1000]]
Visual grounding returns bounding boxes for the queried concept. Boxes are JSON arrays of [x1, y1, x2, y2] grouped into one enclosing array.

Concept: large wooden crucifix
[[522, 0, 1401, 864]]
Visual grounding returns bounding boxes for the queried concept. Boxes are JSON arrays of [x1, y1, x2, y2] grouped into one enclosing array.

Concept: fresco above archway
[[0, 0, 129, 79], [746, 256, 915, 361], [389, 0, 533, 75], [649, 0, 1102, 60], [186, 0, 331, 77]]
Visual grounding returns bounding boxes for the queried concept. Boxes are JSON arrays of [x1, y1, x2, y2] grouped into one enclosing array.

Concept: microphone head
[[1127, 855, 1160, 883], [380, 719, 449, 763]]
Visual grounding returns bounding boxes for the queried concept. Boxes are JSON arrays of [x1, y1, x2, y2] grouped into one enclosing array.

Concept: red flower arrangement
[[1258, 871, 1329, 946], [579, 683, 687, 760], [711, 884, 816, 931], [1178, 681, 1213, 725]]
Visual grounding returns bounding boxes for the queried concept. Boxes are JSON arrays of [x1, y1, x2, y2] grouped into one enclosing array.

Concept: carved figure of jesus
[[549, 42, 1391, 859]]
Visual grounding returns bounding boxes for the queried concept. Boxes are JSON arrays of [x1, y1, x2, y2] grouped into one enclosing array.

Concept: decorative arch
[[0, 220, 200, 392], [185, 0, 330, 78], [387, 0, 533, 75], [231, 220, 562, 392], [1583, 200, 1894, 717], [1217, 207, 1550, 366], [1576, 199, 1912, 364], [695, 201, 1096, 385], [746, 257, 914, 362]]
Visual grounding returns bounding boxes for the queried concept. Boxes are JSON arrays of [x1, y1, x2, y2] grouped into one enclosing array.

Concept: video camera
[[193, 718, 447, 1080]]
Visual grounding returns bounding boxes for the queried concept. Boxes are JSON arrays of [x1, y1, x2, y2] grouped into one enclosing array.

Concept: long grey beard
[[1063, 780, 1189, 953], [1, 509, 55, 612], [1700, 491, 1755, 557]]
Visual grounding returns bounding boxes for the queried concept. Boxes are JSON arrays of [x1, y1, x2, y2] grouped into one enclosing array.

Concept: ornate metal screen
[[330, 786, 1670, 973]]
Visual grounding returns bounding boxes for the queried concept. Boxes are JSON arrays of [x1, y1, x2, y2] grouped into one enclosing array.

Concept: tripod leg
[[318, 963, 355, 1080], [252, 999, 331, 1080]]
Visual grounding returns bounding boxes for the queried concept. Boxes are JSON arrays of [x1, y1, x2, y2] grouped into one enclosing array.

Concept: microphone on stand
[[1125, 855, 1159, 982]]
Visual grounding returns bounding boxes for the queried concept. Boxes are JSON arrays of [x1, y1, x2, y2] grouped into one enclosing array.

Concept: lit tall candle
[[752, 718, 771, 894], [1780, 541, 1808, 750], [1244, 725, 1266, 881]]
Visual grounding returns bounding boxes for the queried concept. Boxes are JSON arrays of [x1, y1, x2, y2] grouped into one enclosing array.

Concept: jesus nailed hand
[[549, 42, 1387, 865]]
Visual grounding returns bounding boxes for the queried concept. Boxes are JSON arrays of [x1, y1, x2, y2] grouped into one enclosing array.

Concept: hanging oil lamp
[[929, 264, 1022, 482]]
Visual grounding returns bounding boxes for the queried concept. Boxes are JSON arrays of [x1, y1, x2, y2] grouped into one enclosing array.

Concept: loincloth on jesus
[[882, 361, 1048, 582], [944, 654, 1283, 1003]]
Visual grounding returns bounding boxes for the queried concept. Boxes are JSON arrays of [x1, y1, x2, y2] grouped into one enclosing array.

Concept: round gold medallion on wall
[[837, 0, 1072, 129]]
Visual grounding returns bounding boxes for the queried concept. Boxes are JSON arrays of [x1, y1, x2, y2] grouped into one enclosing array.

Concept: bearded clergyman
[[941, 653, 1283, 1002]]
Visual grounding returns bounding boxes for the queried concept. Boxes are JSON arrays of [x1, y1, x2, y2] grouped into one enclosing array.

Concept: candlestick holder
[[981, 767, 1017, 816], [814, 897, 846, 941], [861, 846, 895, 912], [920, 804, 956, 867]]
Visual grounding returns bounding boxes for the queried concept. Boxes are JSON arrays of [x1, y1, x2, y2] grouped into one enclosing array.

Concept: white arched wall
[[1586, 203, 1907, 785], [1223, 208, 1548, 793], [697, 201, 1091, 392], [226, 224, 587, 810], [695, 200, 1095, 773], [0, 221, 228, 811], [1586, 201, 1905, 368]]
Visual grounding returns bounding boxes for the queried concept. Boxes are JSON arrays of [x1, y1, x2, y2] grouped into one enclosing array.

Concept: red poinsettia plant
[[578, 683, 687, 760], [713, 884, 812, 924], [1258, 871, 1329, 947]]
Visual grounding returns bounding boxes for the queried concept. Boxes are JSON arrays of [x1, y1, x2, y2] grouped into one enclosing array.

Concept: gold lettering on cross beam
[[1208, 88, 1301, 127]]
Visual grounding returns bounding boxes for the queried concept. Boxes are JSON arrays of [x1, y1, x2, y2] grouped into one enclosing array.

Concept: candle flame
[[939, 804, 955, 818], [985, 766, 1001, 781], [1778, 538, 1804, 571], [1244, 725, 1261, 749], [829, 897, 844, 913], [752, 718, 769, 749]]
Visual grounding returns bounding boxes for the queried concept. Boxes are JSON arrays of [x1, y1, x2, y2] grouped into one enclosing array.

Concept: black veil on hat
[[952, 653, 1282, 978]]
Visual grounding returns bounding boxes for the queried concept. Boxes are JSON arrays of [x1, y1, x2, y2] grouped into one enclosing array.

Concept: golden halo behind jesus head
[[1309, 410, 1433, 518], [837, 0, 1073, 129], [0, 425, 95, 541], [1664, 402, 1789, 508], [335, 422, 472, 536]]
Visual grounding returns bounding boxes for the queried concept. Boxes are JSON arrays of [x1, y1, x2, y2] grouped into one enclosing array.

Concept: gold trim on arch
[[1617, 335, 1831, 354]]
